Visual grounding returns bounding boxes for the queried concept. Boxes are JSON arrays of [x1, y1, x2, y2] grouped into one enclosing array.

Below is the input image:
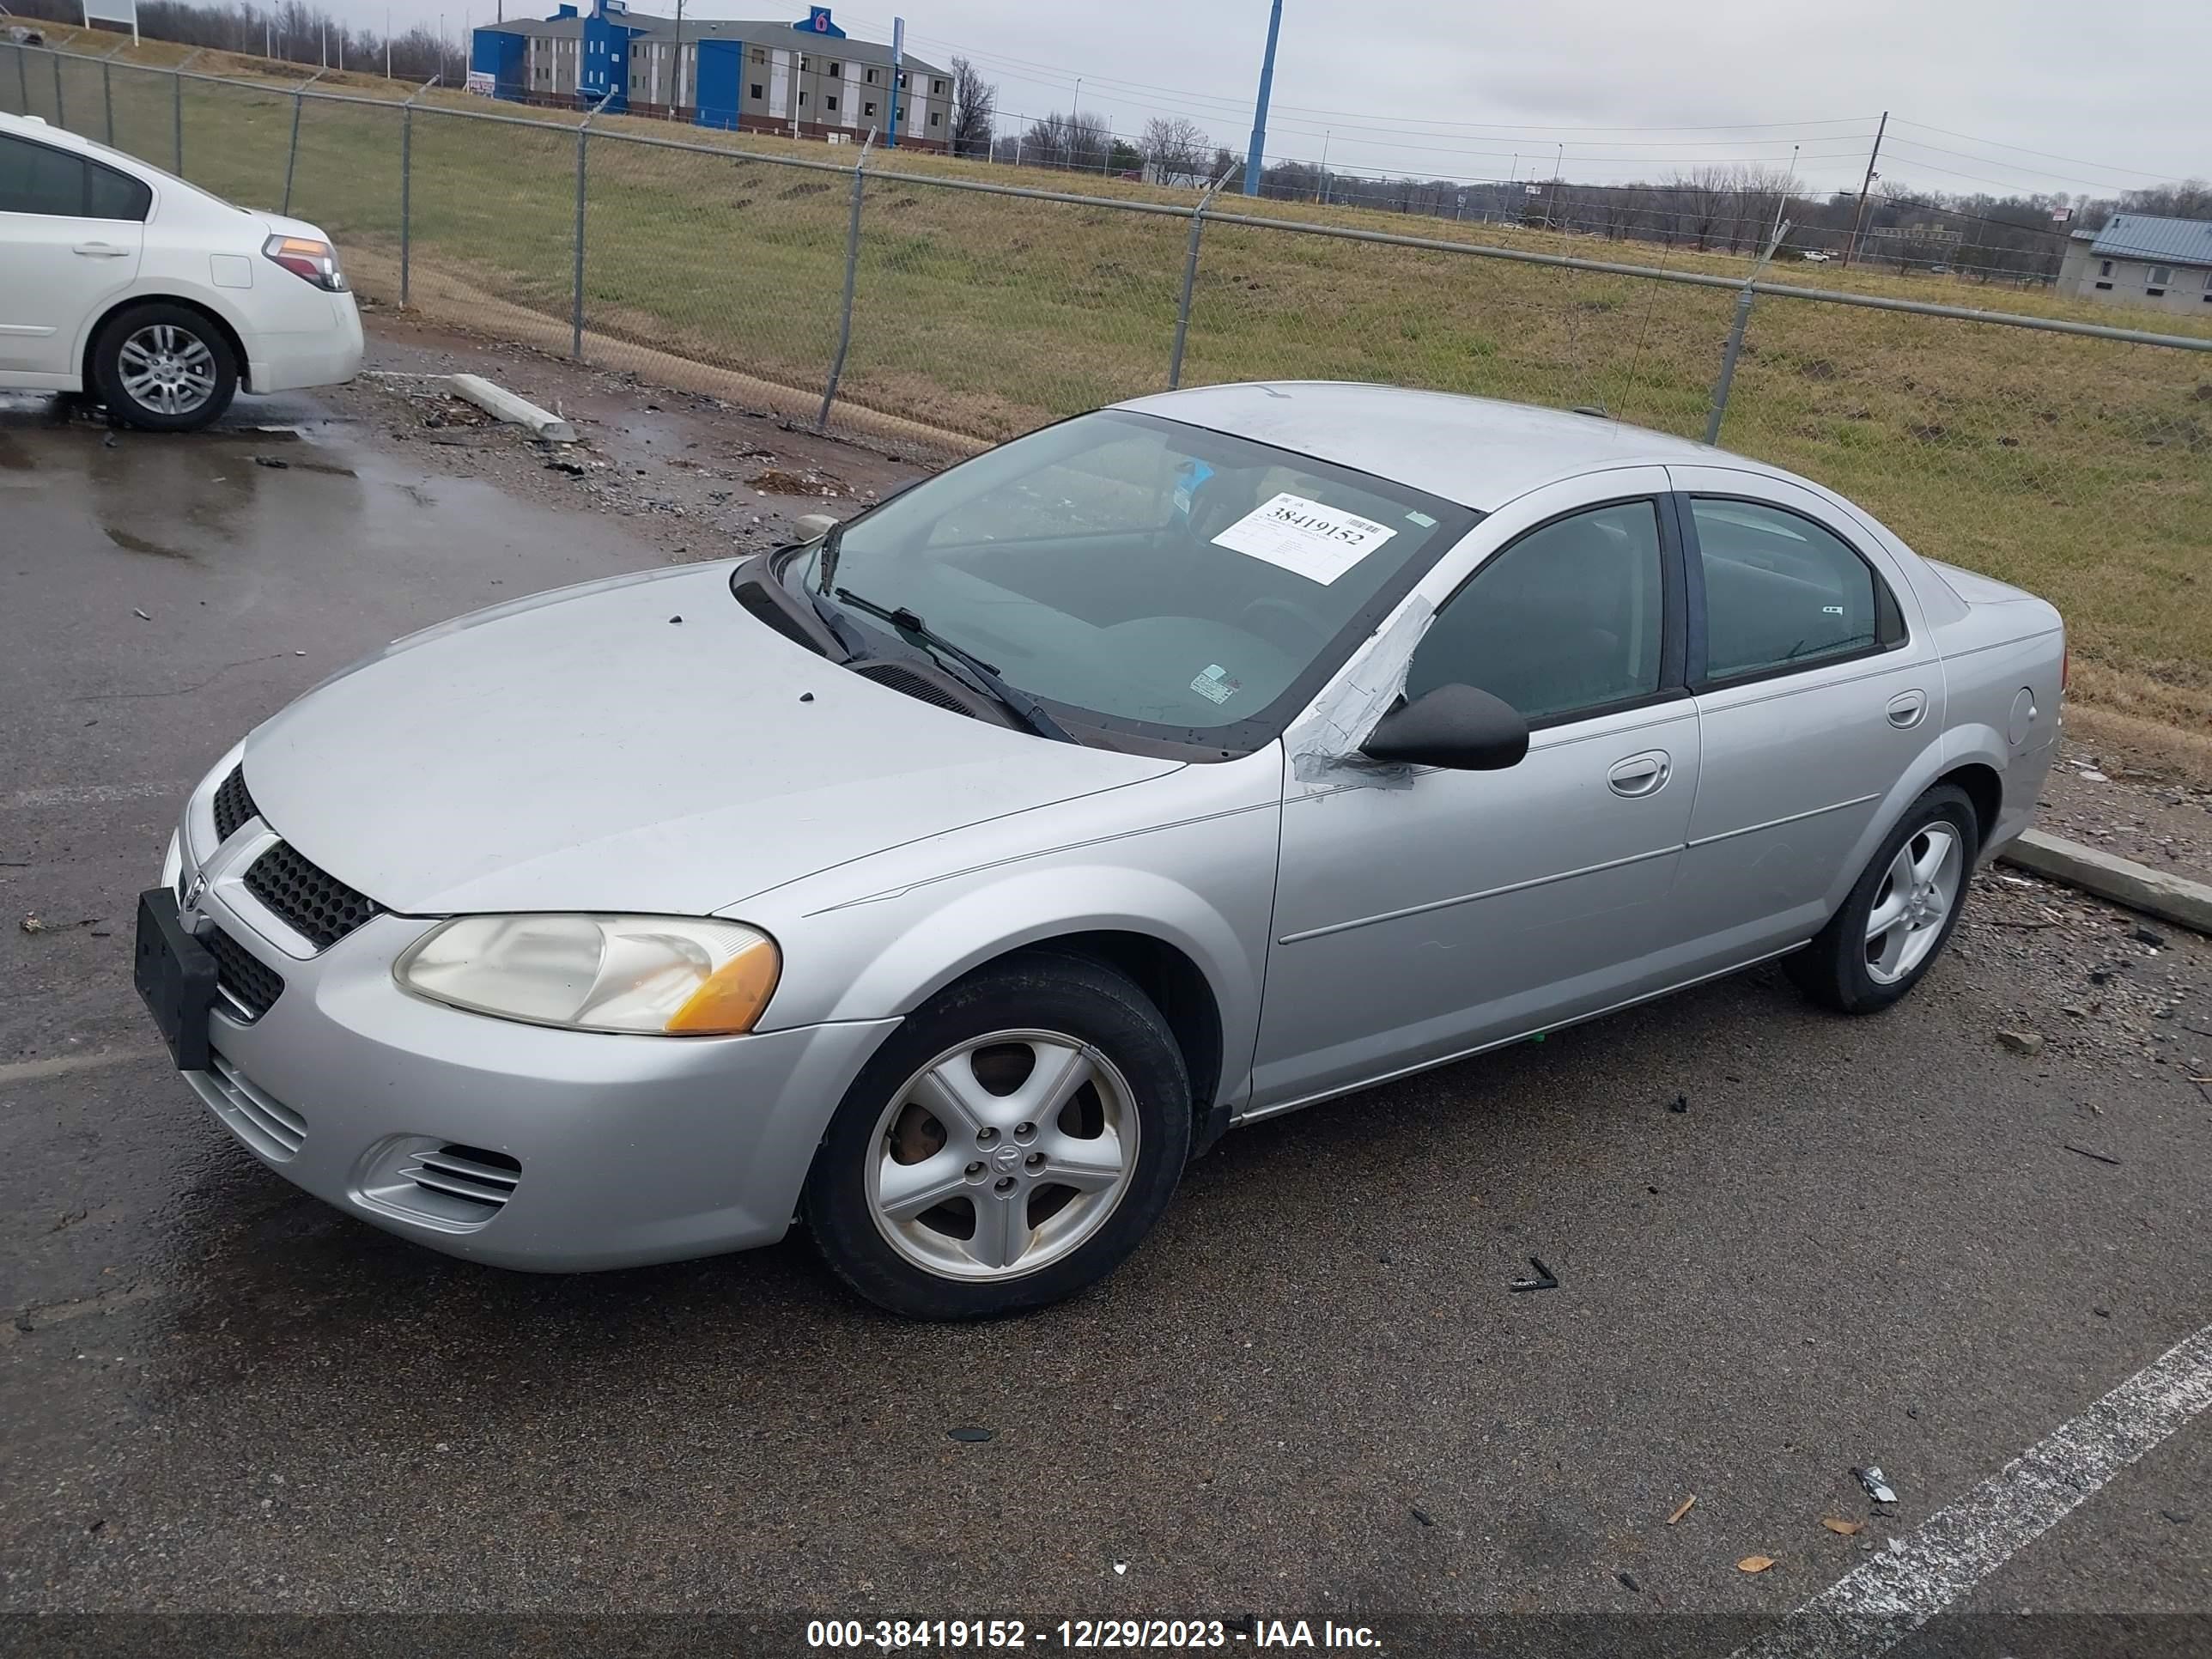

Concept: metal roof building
[[469, 3, 953, 149], [2057, 213, 2212, 316]]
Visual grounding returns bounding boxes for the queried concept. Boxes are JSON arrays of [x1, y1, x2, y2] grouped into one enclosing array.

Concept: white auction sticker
[[1212, 493, 1398, 586]]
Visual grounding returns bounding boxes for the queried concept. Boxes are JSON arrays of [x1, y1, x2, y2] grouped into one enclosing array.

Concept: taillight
[[262, 234, 349, 293]]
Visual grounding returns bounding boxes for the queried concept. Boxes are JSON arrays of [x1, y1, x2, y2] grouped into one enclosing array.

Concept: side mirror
[[792, 511, 840, 544], [1360, 684, 1529, 771]]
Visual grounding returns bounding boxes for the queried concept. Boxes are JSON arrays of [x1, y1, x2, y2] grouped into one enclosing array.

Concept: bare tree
[[949, 55, 994, 161], [1140, 117, 1211, 188], [1020, 110, 1112, 173]]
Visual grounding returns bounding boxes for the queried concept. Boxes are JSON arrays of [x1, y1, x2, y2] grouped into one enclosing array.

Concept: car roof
[[1115, 381, 1792, 513]]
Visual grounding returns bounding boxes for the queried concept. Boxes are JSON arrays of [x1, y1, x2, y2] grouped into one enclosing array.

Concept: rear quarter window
[[1692, 497, 1899, 681], [86, 161, 152, 222]]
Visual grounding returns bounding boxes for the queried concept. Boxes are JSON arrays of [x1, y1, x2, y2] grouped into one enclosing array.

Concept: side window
[[1692, 498, 1893, 681], [1404, 501, 1666, 725], [86, 161, 152, 222], [0, 133, 88, 217]]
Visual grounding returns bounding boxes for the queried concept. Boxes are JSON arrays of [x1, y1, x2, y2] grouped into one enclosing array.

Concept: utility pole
[[1547, 139, 1562, 228], [1844, 110, 1887, 269], [1316, 127, 1328, 203], [1242, 0, 1282, 197], [884, 15, 902, 149], [672, 0, 683, 116]]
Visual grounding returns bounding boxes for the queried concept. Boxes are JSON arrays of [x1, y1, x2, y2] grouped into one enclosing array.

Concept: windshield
[[788, 410, 1476, 751]]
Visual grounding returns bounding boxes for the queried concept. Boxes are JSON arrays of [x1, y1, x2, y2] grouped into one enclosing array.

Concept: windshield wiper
[[830, 586, 1077, 744]]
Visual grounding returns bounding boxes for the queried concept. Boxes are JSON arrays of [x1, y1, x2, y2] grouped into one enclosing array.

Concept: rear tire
[[91, 303, 238, 432], [1786, 783, 1978, 1014], [803, 952, 1192, 1320]]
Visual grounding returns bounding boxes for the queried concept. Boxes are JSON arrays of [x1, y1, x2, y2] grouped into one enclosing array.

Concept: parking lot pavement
[[3, 362, 2209, 1655]]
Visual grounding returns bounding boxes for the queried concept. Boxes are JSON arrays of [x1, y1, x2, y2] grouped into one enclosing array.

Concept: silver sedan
[[135, 385, 2065, 1318]]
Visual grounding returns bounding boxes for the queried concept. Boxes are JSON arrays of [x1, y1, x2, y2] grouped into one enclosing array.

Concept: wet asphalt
[[1, 386, 2208, 1655]]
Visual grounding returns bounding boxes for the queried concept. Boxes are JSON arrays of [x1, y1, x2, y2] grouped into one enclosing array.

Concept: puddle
[[103, 526, 195, 562]]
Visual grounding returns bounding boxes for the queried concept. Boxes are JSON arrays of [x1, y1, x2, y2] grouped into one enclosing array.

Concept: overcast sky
[[375, 0, 2204, 200]]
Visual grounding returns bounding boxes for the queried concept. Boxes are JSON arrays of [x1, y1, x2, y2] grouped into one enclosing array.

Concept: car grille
[[211, 764, 258, 841], [245, 842, 380, 951], [207, 926, 284, 1019], [204, 1051, 307, 1160], [399, 1144, 521, 1224]]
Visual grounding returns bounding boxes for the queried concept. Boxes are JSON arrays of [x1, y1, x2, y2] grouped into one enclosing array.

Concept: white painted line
[[3, 781, 184, 811], [1733, 1321, 2212, 1659], [0, 1048, 166, 1084]]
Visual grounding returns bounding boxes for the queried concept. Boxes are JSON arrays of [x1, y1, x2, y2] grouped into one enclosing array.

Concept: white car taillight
[[263, 234, 349, 293]]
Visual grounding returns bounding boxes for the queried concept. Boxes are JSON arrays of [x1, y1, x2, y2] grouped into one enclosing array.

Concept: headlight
[[395, 915, 780, 1036]]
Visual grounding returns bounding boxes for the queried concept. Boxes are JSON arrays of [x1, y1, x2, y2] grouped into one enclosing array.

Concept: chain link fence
[[6, 38, 2209, 714]]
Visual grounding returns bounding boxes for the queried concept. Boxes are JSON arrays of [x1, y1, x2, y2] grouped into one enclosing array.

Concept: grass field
[[9, 34, 2209, 735]]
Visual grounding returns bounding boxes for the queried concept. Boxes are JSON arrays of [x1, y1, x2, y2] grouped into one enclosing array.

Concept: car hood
[[243, 563, 1182, 916]]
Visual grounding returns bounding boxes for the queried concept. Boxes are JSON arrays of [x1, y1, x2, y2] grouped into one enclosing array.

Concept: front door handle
[[1607, 750, 1672, 799], [1887, 690, 1929, 730], [73, 242, 131, 258]]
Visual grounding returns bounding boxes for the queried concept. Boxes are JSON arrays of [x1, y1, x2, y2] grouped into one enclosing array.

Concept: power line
[[1888, 117, 2197, 184]]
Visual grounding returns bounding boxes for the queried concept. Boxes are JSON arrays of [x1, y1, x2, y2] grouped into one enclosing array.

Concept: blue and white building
[[469, 3, 953, 149]]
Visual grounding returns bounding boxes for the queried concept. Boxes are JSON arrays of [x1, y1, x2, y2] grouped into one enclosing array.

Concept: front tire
[[1786, 783, 1978, 1014], [92, 303, 238, 432], [803, 953, 1192, 1319]]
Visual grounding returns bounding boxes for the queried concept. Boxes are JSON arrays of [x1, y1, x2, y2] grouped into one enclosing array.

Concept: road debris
[[1855, 1467, 1899, 1504], [2136, 925, 2168, 948], [131, 608, 150, 621], [1409, 1506, 1433, 1527], [1507, 1256, 1559, 1292], [1617, 1571, 1641, 1593], [1821, 1518, 1864, 1536], [946, 1427, 994, 1443], [1667, 1495, 1697, 1526], [252, 455, 289, 469], [2062, 1143, 2123, 1166], [19, 915, 46, 934], [1996, 1030, 2045, 1056], [1737, 1555, 1776, 1574], [1668, 1092, 1688, 1114]]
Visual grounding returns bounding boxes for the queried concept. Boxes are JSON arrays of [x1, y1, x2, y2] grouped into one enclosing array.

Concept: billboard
[[81, 0, 139, 41]]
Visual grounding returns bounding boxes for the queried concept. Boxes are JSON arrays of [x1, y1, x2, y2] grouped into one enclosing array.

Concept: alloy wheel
[[865, 1029, 1139, 1281], [1863, 823, 1964, 985], [118, 324, 218, 416]]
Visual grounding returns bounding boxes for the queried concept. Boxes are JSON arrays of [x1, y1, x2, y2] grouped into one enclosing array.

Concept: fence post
[[173, 51, 198, 174], [572, 91, 613, 362], [399, 76, 439, 311], [1168, 169, 1233, 390], [1703, 287, 1754, 446], [281, 68, 328, 216], [102, 60, 113, 143], [817, 133, 873, 432], [52, 50, 64, 128], [15, 46, 27, 117], [1703, 218, 1790, 447]]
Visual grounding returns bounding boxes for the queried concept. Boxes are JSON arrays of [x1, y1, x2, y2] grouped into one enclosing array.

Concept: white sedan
[[0, 111, 361, 429]]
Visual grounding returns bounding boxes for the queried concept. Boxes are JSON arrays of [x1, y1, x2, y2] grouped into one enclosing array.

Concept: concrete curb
[[1998, 829, 2212, 937], [449, 374, 579, 444]]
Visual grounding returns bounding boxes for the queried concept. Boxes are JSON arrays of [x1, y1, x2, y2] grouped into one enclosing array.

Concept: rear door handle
[[1887, 690, 1929, 729], [1607, 750, 1671, 798], [73, 242, 131, 258]]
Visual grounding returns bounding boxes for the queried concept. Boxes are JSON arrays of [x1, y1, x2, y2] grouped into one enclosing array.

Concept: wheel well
[[1936, 763, 2002, 852], [81, 297, 251, 393], [996, 931, 1225, 1121]]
